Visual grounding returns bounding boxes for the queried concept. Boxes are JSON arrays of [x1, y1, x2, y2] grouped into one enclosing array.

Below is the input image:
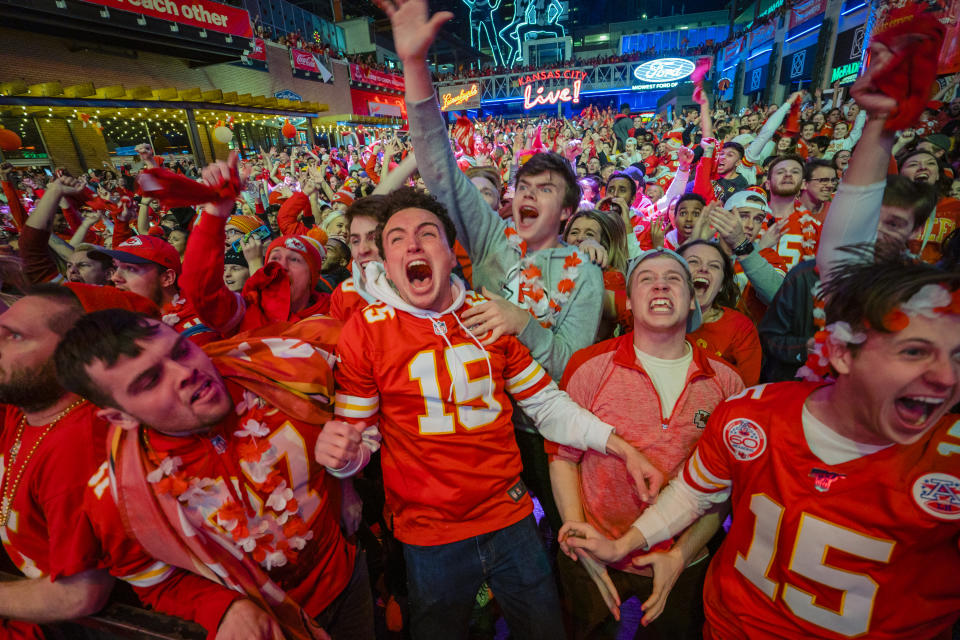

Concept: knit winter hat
[[265, 235, 326, 285]]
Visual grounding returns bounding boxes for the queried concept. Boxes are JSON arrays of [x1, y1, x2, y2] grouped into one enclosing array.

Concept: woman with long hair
[[680, 240, 762, 385], [563, 209, 630, 339]]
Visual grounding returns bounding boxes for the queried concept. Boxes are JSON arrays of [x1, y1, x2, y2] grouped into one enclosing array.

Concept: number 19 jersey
[[682, 382, 960, 640], [334, 294, 553, 546]]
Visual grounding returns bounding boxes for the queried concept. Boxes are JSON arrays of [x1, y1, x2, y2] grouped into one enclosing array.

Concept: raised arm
[[746, 92, 801, 164], [384, 0, 506, 260], [816, 43, 896, 282]]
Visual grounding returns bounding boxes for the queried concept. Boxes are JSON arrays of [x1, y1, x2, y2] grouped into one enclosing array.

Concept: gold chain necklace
[[0, 400, 85, 527]]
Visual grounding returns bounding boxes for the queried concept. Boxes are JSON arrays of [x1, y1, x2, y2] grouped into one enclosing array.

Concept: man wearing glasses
[[799, 159, 839, 220]]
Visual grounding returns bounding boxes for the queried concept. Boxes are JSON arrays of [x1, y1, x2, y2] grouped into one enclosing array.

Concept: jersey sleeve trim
[[684, 449, 731, 493], [334, 393, 379, 420], [506, 361, 548, 397], [120, 560, 177, 588]]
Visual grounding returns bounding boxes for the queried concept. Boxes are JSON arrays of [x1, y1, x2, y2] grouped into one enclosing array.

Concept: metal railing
[[434, 61, 649, 101]]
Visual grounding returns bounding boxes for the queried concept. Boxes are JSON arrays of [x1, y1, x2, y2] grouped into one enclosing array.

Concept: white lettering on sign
[[632, 58, 696, 84]]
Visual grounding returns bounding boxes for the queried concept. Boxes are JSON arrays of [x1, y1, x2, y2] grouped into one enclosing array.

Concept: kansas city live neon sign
[[517, 69, 587, 110]]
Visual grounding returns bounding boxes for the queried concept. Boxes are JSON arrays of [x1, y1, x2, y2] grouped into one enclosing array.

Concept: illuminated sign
[[517, 69, 587, 87], [632, 58, 696, 84], [517, 69, 586, 110], [831, 61, 860, 84], [523, 80, 582, 109], [440, 83, 481, 111]]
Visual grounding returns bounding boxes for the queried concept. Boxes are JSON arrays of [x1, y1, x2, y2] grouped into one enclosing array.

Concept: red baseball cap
[[92, 235, 182, 275]]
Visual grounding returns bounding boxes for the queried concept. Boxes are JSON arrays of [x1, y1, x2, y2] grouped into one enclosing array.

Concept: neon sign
[[440, 83, 481, 111], [633, 58, 696, 84], [523, 80, 582, 109], [517, 69, 587, 87]]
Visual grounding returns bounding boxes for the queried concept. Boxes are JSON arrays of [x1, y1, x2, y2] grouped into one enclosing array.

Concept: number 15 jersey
[[681, 382, 960, 640], [334, 294, 555, 546]]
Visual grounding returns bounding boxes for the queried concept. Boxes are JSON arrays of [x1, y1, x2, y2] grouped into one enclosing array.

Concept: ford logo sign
[[633, 58, 696, 84]]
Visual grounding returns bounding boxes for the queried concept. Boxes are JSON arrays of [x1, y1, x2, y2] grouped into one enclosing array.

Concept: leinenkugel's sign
[[77, 0, 252, 37], [439, 83, 481, 111], [631, 58, 696, 90], [517, 69, 587, 110]]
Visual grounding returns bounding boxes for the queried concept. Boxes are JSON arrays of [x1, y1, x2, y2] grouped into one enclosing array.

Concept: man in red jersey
[[314, 187, 662, 639], [561, 257, 960, 639], [0, 284, 279, 638], [54, 310, 374, 639], [330, 195, 389, 322]]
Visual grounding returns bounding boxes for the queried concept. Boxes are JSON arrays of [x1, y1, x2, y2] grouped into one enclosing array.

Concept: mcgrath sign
[[632, 58, 696, 90]]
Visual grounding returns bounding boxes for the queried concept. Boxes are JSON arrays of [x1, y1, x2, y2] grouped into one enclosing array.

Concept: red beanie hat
[[265, 235, 326, 285]]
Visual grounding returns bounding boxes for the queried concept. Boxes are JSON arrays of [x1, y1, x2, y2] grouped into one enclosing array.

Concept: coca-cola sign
[[292, 49, 319, 72], [632, 58, 696, 84]]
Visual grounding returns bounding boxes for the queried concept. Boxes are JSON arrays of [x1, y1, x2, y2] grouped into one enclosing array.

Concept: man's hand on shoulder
[[461, 286, 531, 346]]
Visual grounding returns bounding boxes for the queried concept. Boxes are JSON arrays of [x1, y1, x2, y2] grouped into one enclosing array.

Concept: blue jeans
[[403, 514, 565, 640]]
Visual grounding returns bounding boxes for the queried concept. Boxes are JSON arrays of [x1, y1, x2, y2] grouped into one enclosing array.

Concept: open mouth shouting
[[894, 395, 946, 430], [911, 170, 932, 184], [693, 276, 710, 294], [518, 205, 540, 223], [406, 259, 434, 290]]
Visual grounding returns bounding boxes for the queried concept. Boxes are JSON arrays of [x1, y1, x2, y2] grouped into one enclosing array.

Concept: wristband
[[733, 239, 755, 256]]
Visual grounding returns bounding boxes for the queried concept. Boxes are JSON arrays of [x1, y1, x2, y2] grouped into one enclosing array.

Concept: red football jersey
[[680, 382, 960, 639], [141, 381, 354, 617], [334, 293, 553, 545], [765, 204, 821, 271], [329, 277, 369, 322]]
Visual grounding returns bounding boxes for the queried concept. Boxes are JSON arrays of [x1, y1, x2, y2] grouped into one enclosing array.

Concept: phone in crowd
[[231, 224, 272, 252]]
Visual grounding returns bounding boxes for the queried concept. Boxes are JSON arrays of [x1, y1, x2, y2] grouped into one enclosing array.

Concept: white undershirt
[[802, 404, 892, 465], [634, 342, 693, 420]]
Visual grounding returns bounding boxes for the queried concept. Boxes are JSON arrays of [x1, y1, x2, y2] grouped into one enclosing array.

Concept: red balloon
[[0, 128, 21, 152], [281, 120, 297, 139]]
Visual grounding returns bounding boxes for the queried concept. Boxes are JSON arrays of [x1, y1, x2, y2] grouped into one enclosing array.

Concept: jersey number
[[408, 344, 502, 434], [735, 494, 895, 637]]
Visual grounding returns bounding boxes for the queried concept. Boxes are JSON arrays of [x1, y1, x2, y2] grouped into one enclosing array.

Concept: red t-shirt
[[687, 307, 762, 386], [334, 292, 553, 545], [0, 402, 109, 581], [141, 382, 354, 617], [683, 382, 960, 639]]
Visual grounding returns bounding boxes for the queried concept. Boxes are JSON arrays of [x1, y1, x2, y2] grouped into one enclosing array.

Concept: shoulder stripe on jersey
[[334, 392, 380, 419], [686, 450, 730, 493], [506, 361, 546, 395], [120, 561, 176, 588]]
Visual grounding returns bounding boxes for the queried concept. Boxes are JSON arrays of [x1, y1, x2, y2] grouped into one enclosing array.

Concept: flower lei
[[796, 204, 819, 261], [799, 283, 960, 381], [505, 227, 581, 329], [146, 390, 313, 571]]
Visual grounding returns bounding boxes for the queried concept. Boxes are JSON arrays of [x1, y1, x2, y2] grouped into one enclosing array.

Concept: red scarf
[[108, 316, 340, 639]]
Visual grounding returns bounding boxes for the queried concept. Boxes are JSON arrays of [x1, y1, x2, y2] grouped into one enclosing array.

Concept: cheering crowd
[[0, 0, 959, 638]]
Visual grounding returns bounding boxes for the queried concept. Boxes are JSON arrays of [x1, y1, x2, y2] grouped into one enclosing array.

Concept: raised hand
[[375, 0, 453, 63], [849, 42, 897, 120]]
